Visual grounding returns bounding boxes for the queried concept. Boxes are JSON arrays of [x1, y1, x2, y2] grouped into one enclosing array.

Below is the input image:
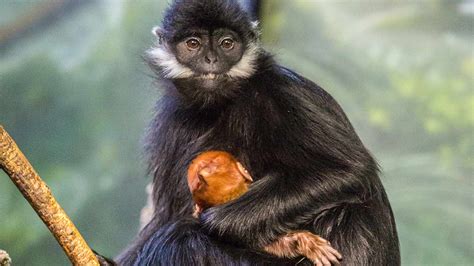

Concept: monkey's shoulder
[[247, 64, 349, 123]]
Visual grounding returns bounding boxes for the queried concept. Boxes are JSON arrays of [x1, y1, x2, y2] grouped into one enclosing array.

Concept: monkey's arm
[[200, 168, 356, 250], [201, 81, 378, 250]]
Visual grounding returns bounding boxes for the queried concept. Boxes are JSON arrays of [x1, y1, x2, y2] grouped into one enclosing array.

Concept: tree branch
[[0, 126, 99, 266]]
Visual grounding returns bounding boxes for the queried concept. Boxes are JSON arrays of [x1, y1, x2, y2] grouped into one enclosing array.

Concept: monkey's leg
[[132, 218, 300, 266]]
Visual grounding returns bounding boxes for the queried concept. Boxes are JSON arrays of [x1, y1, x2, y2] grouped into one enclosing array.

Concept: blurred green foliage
[[0, 1, 167, 264], [0, 0, 472, 265]]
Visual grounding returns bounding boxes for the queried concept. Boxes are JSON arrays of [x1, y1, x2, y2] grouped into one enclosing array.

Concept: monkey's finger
[[320, 248, 337, 263], [320, 255, 331, 266], [313, 257, 323, 266], [321, 249, 340, 265], [325, 246, 342, 260], [315, 236, 329, 244], [308, 251, 326, 266]]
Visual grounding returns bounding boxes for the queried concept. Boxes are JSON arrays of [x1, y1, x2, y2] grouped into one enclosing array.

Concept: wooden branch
[[0, 126, 99, 266]]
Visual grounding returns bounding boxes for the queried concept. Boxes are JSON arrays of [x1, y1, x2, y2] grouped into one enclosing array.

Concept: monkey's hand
[[200, 173, 323, 249], [93, 250, 116, 266], [263, 231, 342, 266]]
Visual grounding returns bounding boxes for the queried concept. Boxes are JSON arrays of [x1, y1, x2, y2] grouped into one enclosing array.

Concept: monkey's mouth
[[196, 72, 231, 80], [200, 73, 218, 80]]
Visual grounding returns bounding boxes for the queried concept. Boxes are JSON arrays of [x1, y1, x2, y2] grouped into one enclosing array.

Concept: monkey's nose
[[205, 55, 218, 64]]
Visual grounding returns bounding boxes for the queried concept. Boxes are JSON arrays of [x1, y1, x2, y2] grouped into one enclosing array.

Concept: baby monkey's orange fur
[[187, 150, 253, 216], [188, 151, 342, 266]]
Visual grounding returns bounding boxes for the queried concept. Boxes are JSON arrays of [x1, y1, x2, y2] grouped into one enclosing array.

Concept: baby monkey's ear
[[236, 162, 253, 183], [151, 26, 164, 44]]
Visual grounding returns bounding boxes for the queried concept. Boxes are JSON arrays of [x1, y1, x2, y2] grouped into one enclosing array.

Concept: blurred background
[[0, 0, 472, 265]]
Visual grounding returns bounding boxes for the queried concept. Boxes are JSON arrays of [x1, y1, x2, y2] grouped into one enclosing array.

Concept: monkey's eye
[[186, 38, 201, 50], [220, 38, 234, 50]]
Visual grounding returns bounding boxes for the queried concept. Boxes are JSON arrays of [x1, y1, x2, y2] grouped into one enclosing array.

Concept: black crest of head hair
[[162, 0, 256, 43]]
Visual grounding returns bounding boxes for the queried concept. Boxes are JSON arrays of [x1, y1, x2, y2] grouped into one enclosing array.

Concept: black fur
[[161, 0, 258, 43], [117, 0, 400, 265]]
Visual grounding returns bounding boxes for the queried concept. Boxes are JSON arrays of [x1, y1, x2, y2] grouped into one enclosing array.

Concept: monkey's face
[[173, 28, 245, 87], [146, 0, 261, 105], [148, 26, 259, 91]]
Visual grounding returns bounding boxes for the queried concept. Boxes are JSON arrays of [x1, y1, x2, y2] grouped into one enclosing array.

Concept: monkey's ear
[[250, 21, 261, 39], [251, 21, 260, 30], [151, 26, 165, 44], [151, 26, 163, 37]]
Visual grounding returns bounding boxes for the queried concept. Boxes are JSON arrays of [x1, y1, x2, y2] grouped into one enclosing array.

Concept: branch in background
[[0, 0, 91, 50]]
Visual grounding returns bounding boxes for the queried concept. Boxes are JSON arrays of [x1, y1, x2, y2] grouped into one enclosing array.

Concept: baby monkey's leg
[[263, 231, 342, 266]]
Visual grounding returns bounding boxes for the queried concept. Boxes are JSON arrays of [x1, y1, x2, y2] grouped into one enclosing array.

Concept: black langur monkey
[[117, 0, 400, 265]]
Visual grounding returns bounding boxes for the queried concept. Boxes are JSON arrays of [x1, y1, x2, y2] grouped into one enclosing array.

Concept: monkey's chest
[[184, 121, 273, 181]]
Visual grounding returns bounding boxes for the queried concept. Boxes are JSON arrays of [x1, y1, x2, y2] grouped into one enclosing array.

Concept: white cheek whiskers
[[147, 42, 261, 80], [226, 42, 260, 79], [146, 45, 195, 79]]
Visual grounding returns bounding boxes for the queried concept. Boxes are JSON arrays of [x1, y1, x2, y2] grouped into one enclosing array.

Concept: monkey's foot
[[295, 232, 342, 266], [264, 231, 342, 266]]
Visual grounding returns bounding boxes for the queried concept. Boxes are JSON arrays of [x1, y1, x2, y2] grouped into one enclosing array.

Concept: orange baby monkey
[[187, 150, 253, 217], [187, 151, 342, 266]]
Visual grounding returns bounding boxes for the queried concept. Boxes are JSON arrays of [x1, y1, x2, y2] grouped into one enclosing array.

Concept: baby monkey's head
[[187, 151, 253, 216], [147, 0, 262, 104]]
